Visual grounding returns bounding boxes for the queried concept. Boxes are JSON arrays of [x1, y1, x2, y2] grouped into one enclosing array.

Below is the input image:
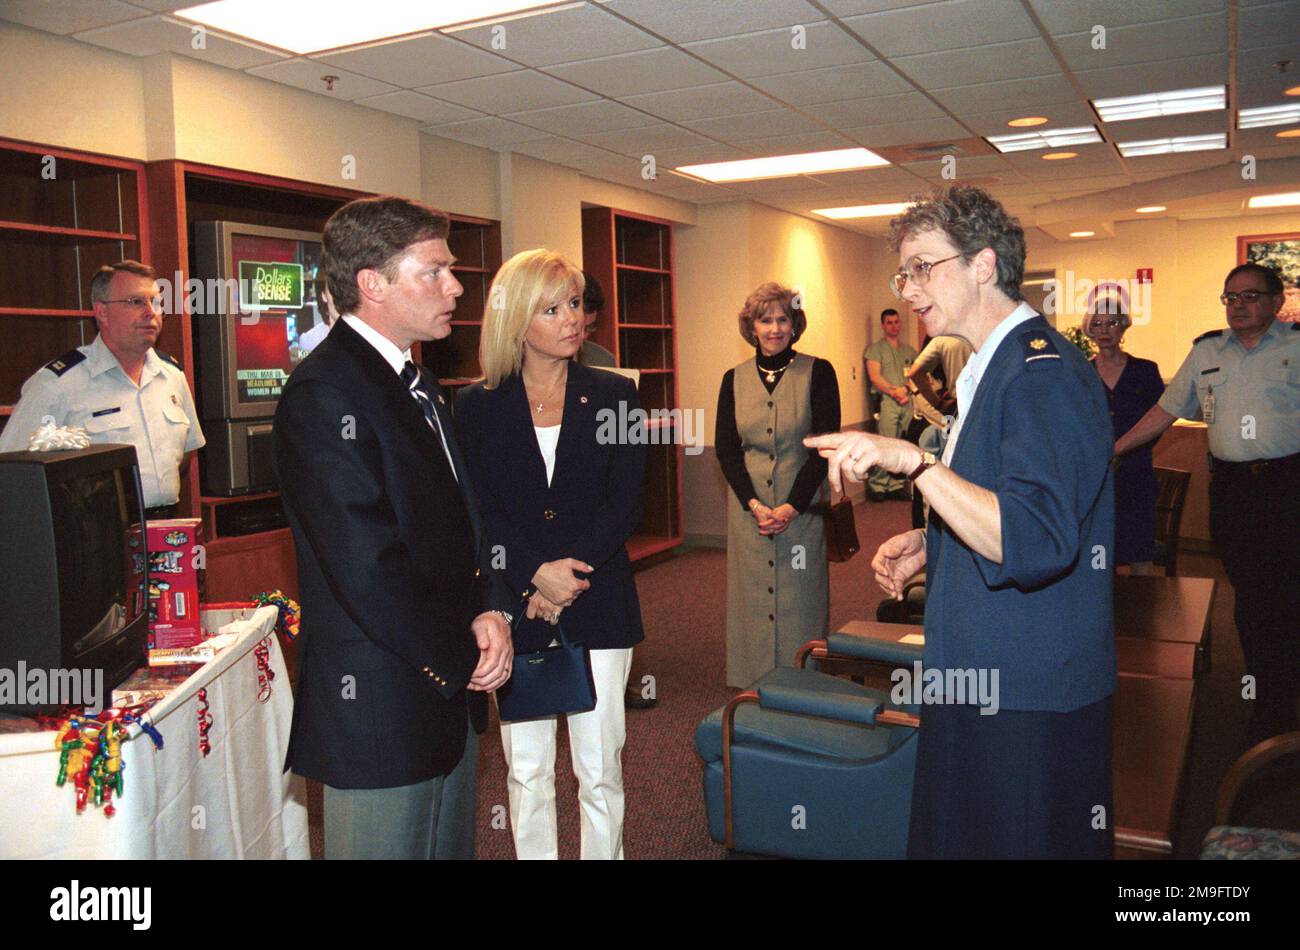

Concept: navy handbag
[[495, 590, 597, 723]]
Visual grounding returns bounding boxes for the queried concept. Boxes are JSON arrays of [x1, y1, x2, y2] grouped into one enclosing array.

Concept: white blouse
[[534, 424, 561, 486]]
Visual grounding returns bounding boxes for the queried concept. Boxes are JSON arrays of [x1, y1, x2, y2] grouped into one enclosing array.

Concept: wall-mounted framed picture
[[1238, 232, 1300, 322]]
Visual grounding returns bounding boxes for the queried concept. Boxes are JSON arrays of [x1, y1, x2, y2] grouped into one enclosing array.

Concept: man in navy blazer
[[809, 186, 1115, 859], [274, 196, 514, 859]]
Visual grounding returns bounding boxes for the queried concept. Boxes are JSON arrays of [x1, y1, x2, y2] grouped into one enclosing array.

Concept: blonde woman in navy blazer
[[455, 249, 647, 860]]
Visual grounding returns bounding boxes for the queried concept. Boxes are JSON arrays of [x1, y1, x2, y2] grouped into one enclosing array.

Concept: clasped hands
[[526, 557, 593, 626], [750, 501, 797, 536]]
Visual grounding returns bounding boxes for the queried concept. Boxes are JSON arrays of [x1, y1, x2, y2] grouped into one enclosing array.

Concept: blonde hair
[[479, 249, 584, 388]]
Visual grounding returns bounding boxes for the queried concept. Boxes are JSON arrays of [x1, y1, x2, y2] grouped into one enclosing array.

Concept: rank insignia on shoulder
[[1192, 328, 1224, 346], [44, 349, 87, 377], [1020, 332, 1060, 363], [155, 350, 183, 369]]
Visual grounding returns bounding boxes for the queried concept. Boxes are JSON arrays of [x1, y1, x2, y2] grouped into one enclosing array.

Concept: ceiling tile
[[929, 75, 1081, 115], [621, 81, 778, 122], [508, 136, 594, 165], [730, 176, 833, 196], [1027, 0, 1226, 35], [450, 3, 659, 66], [818, 0, 944, 14], [1237, 80, 1299, 109], [354, 90, 484, 125], [805, 92, 944, 128], [1053, 13, 1228, 72], [961, 103, 1100, 136], [843, 117, 970, 148], [1074, 54, 1228, 99], [1105, 111, 1230, 140], [417, 69, 597, 113], [682, 20, 875, 79], [653, 143, 754, 167], [543, 47, 727, 97], [1238, 2, 1300, 50], [505, 99, 662, 136], [840, 0, 1039, 57], [737, 130, 862, 155], [748, 60, 913, 105], [604, 0, 825, 44], [893, 38, 1061, 89], [680, 109, 830, 142], [245, 58, 398, 101], [125, 0, 197, 9], [421, 116, 553, 149], [71, 15, 282, 68], [1236, 43, 1300, 85], [315, 33, 518, 87], [1, 0, 145, 35], [580, 124, 714, 156]]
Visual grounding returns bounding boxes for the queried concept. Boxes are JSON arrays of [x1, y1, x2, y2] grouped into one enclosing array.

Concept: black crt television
[[0, 445, 149, 713]]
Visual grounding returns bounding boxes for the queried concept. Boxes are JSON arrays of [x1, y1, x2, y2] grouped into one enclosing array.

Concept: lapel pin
[[171, 394, 180, 405], [580, 395, 588, 404]]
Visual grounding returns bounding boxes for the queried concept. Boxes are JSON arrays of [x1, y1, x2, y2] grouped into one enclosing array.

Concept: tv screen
[[0, 445, 149, 713], [192, 222, 324, 420]]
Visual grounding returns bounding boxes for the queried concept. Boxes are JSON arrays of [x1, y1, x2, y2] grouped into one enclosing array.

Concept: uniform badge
[[171, 394, 180, 406], [1030, 337, 1047, 350]]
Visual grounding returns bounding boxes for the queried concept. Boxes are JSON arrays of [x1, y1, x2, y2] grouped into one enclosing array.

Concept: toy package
[[145, 518, 203, 650]]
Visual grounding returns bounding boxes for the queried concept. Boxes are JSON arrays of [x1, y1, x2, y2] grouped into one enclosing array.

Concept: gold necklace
[[762, 357, 794, 384], [526, 370, 566, 414]]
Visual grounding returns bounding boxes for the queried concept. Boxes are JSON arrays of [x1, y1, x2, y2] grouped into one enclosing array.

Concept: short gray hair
[[90, 260, 156, 303]]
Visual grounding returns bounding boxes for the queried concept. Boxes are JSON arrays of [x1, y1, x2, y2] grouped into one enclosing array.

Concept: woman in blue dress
[[1086, 298, 1163, 573]]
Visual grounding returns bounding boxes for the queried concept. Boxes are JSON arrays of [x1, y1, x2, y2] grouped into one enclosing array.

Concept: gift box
[[146, 518, 203, 650]]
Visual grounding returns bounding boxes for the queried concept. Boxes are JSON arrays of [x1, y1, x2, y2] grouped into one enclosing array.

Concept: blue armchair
[[696, 630, 923, 859]]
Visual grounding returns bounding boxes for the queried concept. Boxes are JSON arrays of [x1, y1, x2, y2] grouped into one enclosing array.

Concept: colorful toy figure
[[253, 590, 301, 641], [163, 530, 188, 547]]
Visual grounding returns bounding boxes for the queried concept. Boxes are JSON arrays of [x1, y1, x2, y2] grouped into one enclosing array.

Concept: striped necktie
[[401, 361, 458, 482]]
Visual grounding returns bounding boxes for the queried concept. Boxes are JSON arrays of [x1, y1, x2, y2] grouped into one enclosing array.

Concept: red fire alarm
[[1136, 268, 1153, 284]]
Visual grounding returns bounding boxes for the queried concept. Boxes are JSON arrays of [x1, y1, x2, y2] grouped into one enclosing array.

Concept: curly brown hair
[[889, 185, 1025, 302], [737, 282, 807, 347]]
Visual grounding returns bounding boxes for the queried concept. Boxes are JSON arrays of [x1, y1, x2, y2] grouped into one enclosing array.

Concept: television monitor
[[0, 445, 149, 713], [191, 221, 325, 421]]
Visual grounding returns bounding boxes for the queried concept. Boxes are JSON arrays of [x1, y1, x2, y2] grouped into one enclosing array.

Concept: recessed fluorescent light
[[1135, 205, 1166, 213], [1238, 104, 1300, 129], [1117, 133, 1226, 157], [812, 203, 914, 219], [1248, 192, 1300, 208], [1277, 129, 1300, 139], [1007, 116, 1049, 127], [987, 126, 1101, 153], [1041, 151, 1077, 160], [675, 148, 888, 183], [1287, 85, 1300, 97], [175, 0, 567, 54], [1070, 231, 1096, 238], [1093, 86, 1225, 122]]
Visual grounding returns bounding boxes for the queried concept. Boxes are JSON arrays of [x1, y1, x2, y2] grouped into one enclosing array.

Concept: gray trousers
[[323, 721, 479, 859]]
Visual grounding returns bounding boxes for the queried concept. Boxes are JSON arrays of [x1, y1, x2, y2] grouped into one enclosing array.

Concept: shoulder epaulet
[[154, 349, 183, 370], [1192, 329, 1224, 346], [44, 349, 87, 377], [1019, 329, 1061, 366]]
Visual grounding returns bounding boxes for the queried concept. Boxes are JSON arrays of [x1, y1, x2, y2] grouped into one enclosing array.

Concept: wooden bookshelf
[[581, 206, 684, 561], [418, 214, 503, 395], [0, 139, 148, 424]]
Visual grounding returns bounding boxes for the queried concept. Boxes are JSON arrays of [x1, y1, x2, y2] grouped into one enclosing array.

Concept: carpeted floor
[[305, 495, 1295, 859]]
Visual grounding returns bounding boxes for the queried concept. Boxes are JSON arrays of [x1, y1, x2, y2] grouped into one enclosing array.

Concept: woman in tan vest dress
[[715, 283, 841, 687]]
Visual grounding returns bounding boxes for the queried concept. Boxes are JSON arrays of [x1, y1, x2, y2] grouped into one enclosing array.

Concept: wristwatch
[[907, 450, 938, 481]]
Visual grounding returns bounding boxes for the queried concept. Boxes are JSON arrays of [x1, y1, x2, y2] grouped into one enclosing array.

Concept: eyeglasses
[[889, 254, 962, 299], [102, 295, 164, 311], [1219, 290, 1273, 306], [1087, 317, 1123, 330]]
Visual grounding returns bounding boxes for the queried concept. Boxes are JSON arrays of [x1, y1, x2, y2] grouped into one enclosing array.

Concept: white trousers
[[499, 646, 633, 860]]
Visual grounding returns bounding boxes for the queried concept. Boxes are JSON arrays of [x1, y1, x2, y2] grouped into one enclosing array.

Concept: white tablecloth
[[0, 606, 309, 859]]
